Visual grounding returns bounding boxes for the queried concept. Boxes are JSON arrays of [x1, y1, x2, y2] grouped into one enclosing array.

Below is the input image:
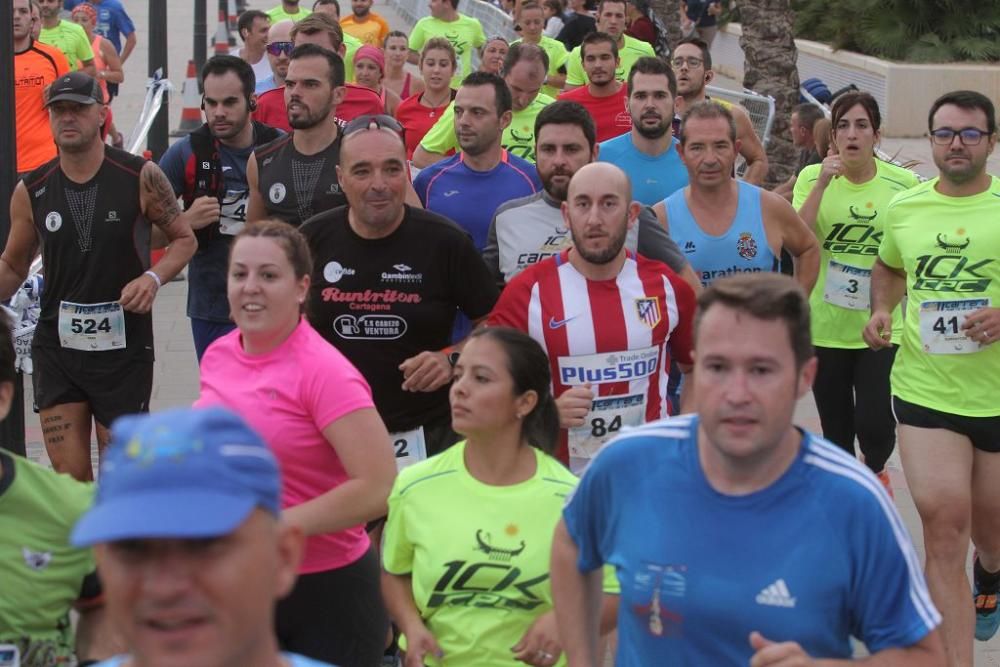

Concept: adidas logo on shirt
[[755, 579, 796, 608]]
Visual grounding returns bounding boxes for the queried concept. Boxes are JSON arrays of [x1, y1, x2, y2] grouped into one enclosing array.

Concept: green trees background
[[791, 0, 1000, 62]]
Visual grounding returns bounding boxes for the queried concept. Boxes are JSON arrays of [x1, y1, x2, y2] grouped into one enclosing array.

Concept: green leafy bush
[[792, 0, 1000, 62]]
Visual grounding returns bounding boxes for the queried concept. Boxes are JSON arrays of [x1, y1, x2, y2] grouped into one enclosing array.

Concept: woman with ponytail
[[381, 327, 616, 666]]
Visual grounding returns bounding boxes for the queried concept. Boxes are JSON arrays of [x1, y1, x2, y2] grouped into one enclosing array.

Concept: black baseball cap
[[45, 71, 105, 107]]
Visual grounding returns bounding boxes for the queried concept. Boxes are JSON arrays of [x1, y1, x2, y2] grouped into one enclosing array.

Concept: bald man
[[257, 19, 293, 94], [489, 162, 697, 472]]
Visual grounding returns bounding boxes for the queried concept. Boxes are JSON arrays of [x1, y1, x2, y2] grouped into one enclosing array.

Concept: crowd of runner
[[2, 0, 999, 665]]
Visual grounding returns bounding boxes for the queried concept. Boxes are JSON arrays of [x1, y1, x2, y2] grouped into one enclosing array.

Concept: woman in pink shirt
[[196, 220, 397, 667]]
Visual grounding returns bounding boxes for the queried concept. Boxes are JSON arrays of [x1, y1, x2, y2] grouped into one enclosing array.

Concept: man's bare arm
[[734, 106, 768, 185], [0, 184, 40, 300]]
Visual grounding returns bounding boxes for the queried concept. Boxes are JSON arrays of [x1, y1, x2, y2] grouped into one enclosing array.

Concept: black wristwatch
[[447, 351, 461, 367]]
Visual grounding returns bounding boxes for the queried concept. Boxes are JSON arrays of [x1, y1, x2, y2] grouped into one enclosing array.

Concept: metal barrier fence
[[705, 84, 776, 177]]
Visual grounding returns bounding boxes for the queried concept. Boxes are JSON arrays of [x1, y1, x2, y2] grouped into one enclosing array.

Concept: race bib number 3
[[824, 260, 871, 310], [568, 393, 646, 462], [919, 298, 990, 355], [391, 426, 427, 471], [58, 301, 126, 352]]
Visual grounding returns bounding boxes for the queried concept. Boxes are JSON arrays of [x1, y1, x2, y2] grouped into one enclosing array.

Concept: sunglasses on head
[[266, 41, 294, 56], [343, 114, 404, 136]]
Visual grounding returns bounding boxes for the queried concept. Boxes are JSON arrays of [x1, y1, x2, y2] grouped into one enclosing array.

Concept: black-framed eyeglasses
[[343, 114, 404, 136], [670, 56, 703, 69], [266, 41, 294, 57], [930, 127, 991, 146]]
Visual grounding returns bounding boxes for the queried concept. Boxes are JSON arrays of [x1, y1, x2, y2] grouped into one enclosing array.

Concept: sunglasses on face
[[266, 41, 294, 57], [343, 114, 405, 136]]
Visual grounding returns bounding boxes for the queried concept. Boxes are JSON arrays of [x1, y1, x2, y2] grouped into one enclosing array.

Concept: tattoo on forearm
[[141, 165, 182, 229]]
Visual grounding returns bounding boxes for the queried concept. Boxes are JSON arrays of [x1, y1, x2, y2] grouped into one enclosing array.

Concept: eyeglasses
[[343, 114, 404, 136], [929, 127, 992, 146], [266, 41, 294, 57], [670, 56, 703, 69]]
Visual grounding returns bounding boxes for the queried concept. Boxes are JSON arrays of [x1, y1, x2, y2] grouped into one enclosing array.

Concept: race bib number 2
[[919, 298, 990, 355], [391, 426, 427, 471], [58, 301, 126, 352]]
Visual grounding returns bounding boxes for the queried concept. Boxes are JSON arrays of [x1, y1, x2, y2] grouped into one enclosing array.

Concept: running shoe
[[974, 566, 1000, 641]]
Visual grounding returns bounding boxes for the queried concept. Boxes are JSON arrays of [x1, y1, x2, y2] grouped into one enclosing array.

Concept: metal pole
[[147, 0, 169, 159], [0, 2, 26, 455], [194, 0, 208, 92]]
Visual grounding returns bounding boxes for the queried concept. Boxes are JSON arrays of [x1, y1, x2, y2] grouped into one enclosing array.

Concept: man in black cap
[[0, 71, 197, 482]]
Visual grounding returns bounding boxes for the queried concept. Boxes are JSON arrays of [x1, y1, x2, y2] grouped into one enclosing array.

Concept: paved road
[[19, 1, 1000, 662]]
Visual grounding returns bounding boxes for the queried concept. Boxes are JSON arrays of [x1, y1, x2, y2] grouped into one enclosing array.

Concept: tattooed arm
[[0, 183, 40, 301], [119, 162, 198, 313]]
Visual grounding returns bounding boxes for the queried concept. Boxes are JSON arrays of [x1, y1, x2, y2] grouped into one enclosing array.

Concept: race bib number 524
[[58, 301, 126, 352]]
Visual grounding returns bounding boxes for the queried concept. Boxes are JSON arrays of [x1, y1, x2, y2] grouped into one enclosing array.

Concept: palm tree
[[739, 0, 799, 187], [649, 0, 683, 52]]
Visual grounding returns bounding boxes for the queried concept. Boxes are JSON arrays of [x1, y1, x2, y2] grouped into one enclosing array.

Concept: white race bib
[[823, 260, 871, 310], [58, 301, 126, 351], [919, 298, 990, 355], [391, 426, 427, 471], [219, 190, 249, 236], [568, 393, 646, 463]]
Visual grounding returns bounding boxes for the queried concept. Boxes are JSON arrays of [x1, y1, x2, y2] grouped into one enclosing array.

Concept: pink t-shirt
[[196, 318, 374, 573]]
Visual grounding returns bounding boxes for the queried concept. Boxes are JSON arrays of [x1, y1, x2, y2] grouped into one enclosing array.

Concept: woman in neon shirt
[[479, 35, 509, 75], [382, 327, 617, 666], [793, 92, 919, 494], [197, 220, 397, 666]]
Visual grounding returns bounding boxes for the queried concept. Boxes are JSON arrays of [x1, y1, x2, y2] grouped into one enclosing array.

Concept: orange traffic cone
[[212, 8, 231, 56], [170, 60, 203, 137]]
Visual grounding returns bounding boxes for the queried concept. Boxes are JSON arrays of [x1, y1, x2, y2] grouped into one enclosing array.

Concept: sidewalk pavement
[[19, 2, 1000, 661]]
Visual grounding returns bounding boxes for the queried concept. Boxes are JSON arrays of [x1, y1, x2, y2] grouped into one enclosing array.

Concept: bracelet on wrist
[[144, 270, 162, 289]]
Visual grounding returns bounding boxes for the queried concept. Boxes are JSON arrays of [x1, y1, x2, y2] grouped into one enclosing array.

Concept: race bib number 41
[[919, 298, 990, 355], [58, 301, 126, 352]]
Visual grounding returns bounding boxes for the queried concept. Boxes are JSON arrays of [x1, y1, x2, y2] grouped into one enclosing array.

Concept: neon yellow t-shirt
[[565, 34, 654, 87], [418, 94, 554, 163], [39, 20, 94, 71], [408, 14, 487, 88], [265, 5, 312, 22], [383, 440, 617, 666], [878, 175, 1000, 417], [513, 36, 568, 99], [343, 32, 361, 83], [794, 159, 919, 349]]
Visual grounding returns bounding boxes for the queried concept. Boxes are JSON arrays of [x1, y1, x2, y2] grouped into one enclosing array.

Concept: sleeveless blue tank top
[[665, 181, 779, 286]]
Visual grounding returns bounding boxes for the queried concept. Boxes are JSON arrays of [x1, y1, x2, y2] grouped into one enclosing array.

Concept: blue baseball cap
[[71, 407, 281, 547]]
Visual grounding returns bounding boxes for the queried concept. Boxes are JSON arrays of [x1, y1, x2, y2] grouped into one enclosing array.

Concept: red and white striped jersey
[[489, 249, 696, 471]]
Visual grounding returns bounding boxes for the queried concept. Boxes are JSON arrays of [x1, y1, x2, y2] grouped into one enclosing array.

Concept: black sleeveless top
[[25, 147, 153, 359], [255, 132, 345, 227]]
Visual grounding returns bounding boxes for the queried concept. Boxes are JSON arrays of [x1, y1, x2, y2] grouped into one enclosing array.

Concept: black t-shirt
[[301, 205, 500, 432], [556, 12, 597, 50], [255, 132, 345, 227], [24, 147, 153, 360]]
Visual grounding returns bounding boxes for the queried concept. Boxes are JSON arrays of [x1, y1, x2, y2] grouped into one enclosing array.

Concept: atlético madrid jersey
[[489, 249, 695, 471]]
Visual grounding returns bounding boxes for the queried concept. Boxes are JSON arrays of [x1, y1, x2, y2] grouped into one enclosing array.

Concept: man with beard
[[0, 71, 197, 481], [159, 56, 283, 360], [557, 32, 631, 143], [37, 0, 94, 74], [255, 19, 292, 94], [413, 42, 554, 166], [563, 0, 653, 90], [863, 90, 1000, 663], [413, 71, 541, 253], [598, 56, 687, 205], [483, 100, 698, 291], [340, 0, 389, 47], [247, 44, 348, 226], [489, 162, 695, 472], [300, 117, 499, 466], [670, 38, 768, 185]]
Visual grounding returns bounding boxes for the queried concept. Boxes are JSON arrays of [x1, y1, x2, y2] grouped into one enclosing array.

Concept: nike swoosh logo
[[222, 166, 233, 172], [548, 315, 577, 329]]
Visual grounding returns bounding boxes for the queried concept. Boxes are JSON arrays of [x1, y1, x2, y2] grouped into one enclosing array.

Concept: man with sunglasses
[[864, 90, 1000, 663], [301, 115, 499, 467], [670, 38, 768, 186], [255, 19, 293, 94]]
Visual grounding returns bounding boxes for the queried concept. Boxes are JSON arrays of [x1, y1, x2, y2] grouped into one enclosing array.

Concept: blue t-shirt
[[563, 414, 940, 666], [413, 151, 541, 252], [160, 129, 279, 322], [256, 73, 279, 95], [93, 653, 335, 667], [598, 134, 688, 207], [65, 0, 135, 52]]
